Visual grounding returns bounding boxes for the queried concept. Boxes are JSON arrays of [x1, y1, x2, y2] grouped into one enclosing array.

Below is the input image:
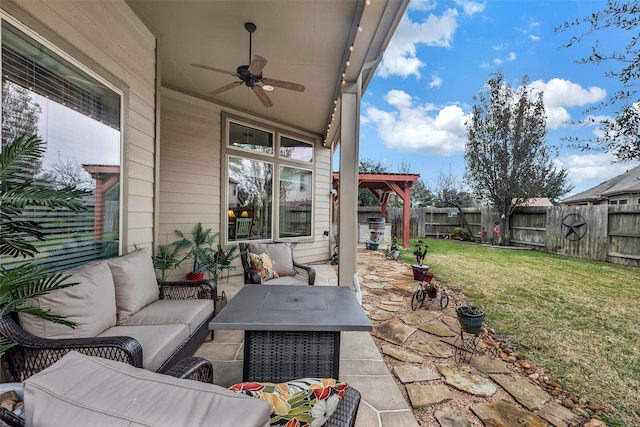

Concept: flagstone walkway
[[356, 248, 606, 427]]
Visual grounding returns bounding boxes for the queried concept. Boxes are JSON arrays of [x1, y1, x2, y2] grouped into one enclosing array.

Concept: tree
[[431, 168, 474, 236], [464, 71, 562, 245], [555, 0, 640, 161], [387, 161, 434, 207], [542, 168, 574, 204], [358, 157, 387, 206]]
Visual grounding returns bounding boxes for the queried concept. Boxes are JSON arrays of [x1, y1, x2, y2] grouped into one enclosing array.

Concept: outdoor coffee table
[[209, 285, 372, 382]]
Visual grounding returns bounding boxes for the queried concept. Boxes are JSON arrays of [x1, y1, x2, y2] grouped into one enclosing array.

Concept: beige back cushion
[[19, 260, 117, 339], [106, 248, 159, 322], [24, 351, 271, 427], [248, 243, 295, 276]]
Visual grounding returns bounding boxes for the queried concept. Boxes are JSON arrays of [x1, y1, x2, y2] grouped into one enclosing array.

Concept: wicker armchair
[[0, 356, 215, 427], [0, 279, 216, 383], [239, 242, 316, 285]]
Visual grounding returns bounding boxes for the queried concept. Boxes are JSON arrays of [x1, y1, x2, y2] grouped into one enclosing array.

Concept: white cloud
[[530, 35, 541, 41], [454, 0, 486, 16], [409, 0, 437, 11], [556, 153, 639, 184], [378, 11, 459, 78], [428, 74, 443, 88], [529, 78, 607, 129], [364, 90, 469, 156], [492, 51, 516, 65]]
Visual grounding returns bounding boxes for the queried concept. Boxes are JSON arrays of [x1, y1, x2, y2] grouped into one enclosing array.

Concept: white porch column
[[338, 76, 361, 287]]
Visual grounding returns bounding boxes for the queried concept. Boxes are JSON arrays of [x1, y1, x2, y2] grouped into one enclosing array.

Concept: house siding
[[2, 0, 157, 252], [160, 89, 333, 279]]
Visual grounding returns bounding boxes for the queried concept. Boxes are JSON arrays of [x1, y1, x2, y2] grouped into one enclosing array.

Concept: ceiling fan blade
[[253, 85, 273, 107], [211, 81, 242, 95], [262, 77, 305, 92], [192, 63, 238, 77], [248, 55, 268, 75]]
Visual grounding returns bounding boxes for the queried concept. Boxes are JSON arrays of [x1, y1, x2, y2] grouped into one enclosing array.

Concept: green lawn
[[400, 238, 640, 427]]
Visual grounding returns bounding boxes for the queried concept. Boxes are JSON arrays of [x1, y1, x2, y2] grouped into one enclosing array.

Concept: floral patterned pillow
[[249, 251, 280, 283], [229, 378, 348, 427]]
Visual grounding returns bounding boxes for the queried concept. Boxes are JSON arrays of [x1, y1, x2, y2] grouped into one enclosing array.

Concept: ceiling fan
[[192, 22, 305, 108]]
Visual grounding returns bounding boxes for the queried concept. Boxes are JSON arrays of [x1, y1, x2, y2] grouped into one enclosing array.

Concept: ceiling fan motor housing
[[236, 65, 262, 87]]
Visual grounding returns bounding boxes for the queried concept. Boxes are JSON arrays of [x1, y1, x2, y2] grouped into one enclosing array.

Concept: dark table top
[[209, 285, 372, 332]]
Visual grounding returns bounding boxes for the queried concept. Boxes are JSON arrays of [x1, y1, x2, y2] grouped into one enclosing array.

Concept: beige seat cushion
[[106, 248, 159, 322], [261, 275, 307, 285], [19, 260, 117, 339], [248, 243, 295, 276], [23, 351, 270, 427], [119, 299, 213, 334], [98, 324, 189, 372]]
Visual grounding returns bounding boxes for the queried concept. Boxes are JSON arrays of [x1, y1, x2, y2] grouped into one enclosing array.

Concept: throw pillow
[[249, 251, 279, 283], [229, 378, 348, 427]]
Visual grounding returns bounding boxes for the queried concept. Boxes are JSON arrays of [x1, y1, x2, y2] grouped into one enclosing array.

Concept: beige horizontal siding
[[5, 0, 157, 252]]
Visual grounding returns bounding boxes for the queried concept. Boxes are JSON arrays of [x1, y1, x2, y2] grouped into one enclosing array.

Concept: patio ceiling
[[126, 0, 409, 145]]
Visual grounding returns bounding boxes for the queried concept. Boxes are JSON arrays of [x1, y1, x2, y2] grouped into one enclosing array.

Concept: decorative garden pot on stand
[[456, 305, 485, 335], [411, 264, 430, 281]]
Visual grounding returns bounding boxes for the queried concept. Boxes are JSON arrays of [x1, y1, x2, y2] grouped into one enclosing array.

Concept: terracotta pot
[[186, 272, 205, 280], [411, 265, 430, 281]]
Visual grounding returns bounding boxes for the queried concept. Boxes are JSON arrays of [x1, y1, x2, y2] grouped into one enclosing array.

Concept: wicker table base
[[244, 330, 340, 382]]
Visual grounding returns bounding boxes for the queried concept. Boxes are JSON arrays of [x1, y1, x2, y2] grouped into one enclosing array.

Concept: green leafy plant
[[413, 240, 428, 265], [452, 227, 471, 241], [0, 135, 88, 357], [174, 222, 239, 281], [152, 239, 187, 280]]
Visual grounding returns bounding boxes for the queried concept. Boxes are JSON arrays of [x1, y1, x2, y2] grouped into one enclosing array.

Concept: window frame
[[222, 113, 315, 245], [0, 15, 125, 266]]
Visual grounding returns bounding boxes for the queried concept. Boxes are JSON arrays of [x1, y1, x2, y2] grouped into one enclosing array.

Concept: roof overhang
[[126, 0, 409, 147]]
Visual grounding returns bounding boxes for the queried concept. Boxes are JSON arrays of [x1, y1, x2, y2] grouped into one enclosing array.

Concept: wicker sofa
[[0, 248, 217, 382], [0, 352, 362, 427]]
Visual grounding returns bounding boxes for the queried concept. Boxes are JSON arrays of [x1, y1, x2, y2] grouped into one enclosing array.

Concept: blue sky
[[354, 0, 638, 198]]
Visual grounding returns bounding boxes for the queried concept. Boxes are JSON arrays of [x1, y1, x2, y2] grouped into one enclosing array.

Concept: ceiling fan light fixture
[[262, 84, 274, 92]]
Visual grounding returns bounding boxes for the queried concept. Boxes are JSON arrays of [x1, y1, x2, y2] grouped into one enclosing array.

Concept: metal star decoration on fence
[[561, 214, 587, 240]]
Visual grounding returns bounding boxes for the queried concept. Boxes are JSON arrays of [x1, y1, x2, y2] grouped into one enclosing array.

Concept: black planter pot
[[456, 306, 485, 335]]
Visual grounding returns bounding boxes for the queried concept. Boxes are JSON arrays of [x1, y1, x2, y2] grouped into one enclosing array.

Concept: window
[[1, 20, 122, 270], [225, 116, 313, 243], [619, 199, 628, 205], [610, 200, 618, 205]]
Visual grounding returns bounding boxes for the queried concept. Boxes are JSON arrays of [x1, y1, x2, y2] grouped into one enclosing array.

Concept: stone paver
[[382, 345, 423, 363], [408, 336, 453, 358], [536, 401, 585, 427], [419, 322, 458, 337], [401, 309, 442, 325], [372, 320, 416, 345], [377, 302, 403, 312], [389, 295, 404, 303], [490, 374, 551, 411], [470, 354, 511, 374], [434, 407, 473, 427], [438, 363, 497, 397], [371, 310, 396, 321], [361, 281, 387, 289], [406, 384, 452, 408], [471, 400, 547, 427], [394, 364, 440, 383]]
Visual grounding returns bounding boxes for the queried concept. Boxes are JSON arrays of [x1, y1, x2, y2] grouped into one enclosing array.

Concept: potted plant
[[0, 135, 87, 358], [411, 240, 430, 280], [456, 305, 485, 335], [197, 242, 240, 283], [385, 236, 400, 260], [174, 222, 216, 280], [151, 238, 186, 280]]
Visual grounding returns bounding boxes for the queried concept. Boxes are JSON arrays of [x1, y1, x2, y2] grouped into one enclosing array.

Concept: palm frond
[[0, 135, 45, 182]]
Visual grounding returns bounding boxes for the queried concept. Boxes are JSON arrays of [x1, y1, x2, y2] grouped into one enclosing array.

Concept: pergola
[[333, 172, 419, 248]]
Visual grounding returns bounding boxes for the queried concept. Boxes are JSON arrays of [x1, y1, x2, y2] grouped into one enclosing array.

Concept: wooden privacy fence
[[358, 205, 640, 267]]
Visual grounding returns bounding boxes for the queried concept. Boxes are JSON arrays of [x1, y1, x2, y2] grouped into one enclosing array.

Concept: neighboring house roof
[[515, 197, 553, 207], [561, 164, 640, 204]]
